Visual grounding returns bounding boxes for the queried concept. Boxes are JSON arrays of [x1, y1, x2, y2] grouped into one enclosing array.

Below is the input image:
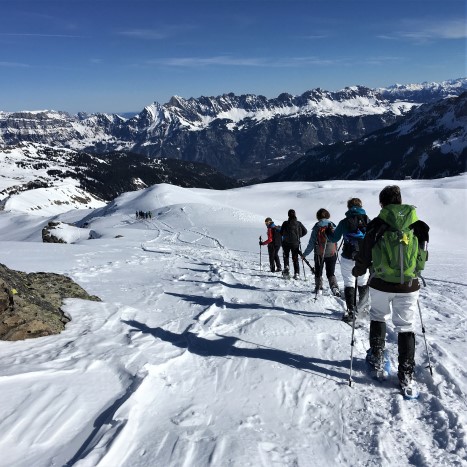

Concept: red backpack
[[316, 225, 337, 258]]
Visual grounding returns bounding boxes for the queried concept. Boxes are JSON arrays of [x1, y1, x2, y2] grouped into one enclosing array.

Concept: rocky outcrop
[[0, 263, 100, 341], [42, 222, 67, 243]]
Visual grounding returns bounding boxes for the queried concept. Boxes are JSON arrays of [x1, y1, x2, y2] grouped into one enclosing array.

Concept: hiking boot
[[342, 311, 355, 323], [331, 287, 341, 297], [293, 273, 300, 280], [398, 332, 415, 386], [276, 268, 282, 272], [344, 287, 356, 313], [366, 347, 384, 371]]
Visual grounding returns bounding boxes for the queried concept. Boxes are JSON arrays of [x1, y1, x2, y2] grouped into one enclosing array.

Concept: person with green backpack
[[352, 185, 429, 397]]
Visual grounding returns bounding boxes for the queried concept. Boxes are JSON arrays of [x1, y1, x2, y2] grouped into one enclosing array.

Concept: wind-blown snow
[[0, 176, 466, 466]]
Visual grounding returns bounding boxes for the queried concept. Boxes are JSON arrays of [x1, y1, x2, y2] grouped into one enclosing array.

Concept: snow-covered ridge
[[1, 78, 465, 134]]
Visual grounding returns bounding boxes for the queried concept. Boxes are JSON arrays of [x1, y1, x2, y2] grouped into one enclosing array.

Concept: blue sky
[[1, 0, 465, 114]]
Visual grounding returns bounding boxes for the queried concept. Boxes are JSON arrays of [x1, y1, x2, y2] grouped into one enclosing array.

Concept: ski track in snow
[[0, 206, 466, 466]]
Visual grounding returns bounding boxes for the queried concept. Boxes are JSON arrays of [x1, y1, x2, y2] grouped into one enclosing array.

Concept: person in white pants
[[352, 185, 430, 391], [326, 198, 371, 322]]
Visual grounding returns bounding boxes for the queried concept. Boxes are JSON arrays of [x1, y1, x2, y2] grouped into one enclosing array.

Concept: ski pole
[[301, 255, 316, 274], [349, 276, 358, 387], [336, 239, 343, 265], [417, 298, 433, 376], [259, 236, 262, 271], [314, 238, 327, 299], [299, 243, 306, 280]]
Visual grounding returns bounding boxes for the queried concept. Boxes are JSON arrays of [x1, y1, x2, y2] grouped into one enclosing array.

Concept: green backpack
[[372, 204, 427, 284]]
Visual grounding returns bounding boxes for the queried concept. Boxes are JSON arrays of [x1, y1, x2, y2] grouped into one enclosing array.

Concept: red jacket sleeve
[[261, 227, 273, 245]]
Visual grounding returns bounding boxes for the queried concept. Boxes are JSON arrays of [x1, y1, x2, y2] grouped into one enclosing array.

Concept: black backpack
[[342, 214, 368, 259], [282, 219, 304, 246], [272, 226, 282, 248]]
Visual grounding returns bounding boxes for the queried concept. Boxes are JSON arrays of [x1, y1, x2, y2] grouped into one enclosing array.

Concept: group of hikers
[[136, 210, 153, 220], [259, 185, 430, 396]]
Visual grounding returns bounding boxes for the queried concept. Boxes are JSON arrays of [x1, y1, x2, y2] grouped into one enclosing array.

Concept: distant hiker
[[327, 198, 370, 322], [352, 185, 429, 396], [280, 209, 307, 279], [259, 217, 282, 272], [302, 208, 340, 296]]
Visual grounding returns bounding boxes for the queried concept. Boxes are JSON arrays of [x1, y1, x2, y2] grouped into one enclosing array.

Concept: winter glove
[[259, 241, 262, 246], [351, 266, 360, 277]]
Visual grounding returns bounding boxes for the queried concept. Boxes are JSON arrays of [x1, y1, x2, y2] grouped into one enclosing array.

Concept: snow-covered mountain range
[[267, 92, 467, 181], [1, 78, 465, 180], [0, 144, 240, 211]]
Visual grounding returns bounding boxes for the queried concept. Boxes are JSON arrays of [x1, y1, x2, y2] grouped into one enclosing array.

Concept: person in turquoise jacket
[[326, 198, 371, 322]]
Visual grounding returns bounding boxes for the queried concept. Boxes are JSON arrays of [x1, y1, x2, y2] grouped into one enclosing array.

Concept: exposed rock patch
[[0, 263, 100, 341], [42, 221, 91, 243]]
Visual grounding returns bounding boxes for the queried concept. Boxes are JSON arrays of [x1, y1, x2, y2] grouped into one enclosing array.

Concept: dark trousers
[[314, 253, 337, 288], [267, 245, 281, 272], [283, 244, 300, 275]]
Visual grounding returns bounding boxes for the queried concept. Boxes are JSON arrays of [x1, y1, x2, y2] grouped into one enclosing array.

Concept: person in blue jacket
[[302, 208, 340, 296], [326, 198, 370, 322]]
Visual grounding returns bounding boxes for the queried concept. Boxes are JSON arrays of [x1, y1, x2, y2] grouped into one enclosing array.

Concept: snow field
[[0, 177, 466, 466]]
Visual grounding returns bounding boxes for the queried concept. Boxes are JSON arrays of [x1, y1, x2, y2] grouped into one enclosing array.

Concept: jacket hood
[[317, 219, 333, 227], [345, 206, 366, 217], [379, 204, 418, 230]]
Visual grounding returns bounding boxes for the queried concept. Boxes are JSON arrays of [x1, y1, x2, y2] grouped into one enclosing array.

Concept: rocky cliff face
[[2, 79, 465, 180], [0, 263, 100, 341]]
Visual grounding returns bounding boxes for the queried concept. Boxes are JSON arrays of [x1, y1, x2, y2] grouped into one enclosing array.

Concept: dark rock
[[0, 263, 100, 341], [42, 222, 67, 243]]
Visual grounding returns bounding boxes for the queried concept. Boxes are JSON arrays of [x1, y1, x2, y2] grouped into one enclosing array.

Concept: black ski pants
[[282, 244, 300, 275], [267, 244, 282, 272], [314, 253, 337, 287]]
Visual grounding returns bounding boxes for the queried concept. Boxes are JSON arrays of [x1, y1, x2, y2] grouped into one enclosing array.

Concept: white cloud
[[119, 29, 168, 40], [0, 33, 82, 38], [146, 55, 341, 68], [379, 19, 466, 43], [0, 61, 29, 68]]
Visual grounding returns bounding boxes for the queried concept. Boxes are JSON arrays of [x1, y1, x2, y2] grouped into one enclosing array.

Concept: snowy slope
[[0, 176, 465, 466]]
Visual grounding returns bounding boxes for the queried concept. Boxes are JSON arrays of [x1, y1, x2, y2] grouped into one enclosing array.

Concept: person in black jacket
[[352, 185, 429, 394], [260, 217, 282, 272], [280, 209, 307, 279]]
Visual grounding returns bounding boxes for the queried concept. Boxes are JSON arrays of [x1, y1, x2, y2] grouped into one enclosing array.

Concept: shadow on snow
[[121, 319, 367, 384]]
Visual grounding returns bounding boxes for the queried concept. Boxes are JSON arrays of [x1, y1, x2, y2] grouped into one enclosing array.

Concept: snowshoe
[[398, 371, 420, 399], [366, 348, 391, 381], [399, 379, 420, 400]]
